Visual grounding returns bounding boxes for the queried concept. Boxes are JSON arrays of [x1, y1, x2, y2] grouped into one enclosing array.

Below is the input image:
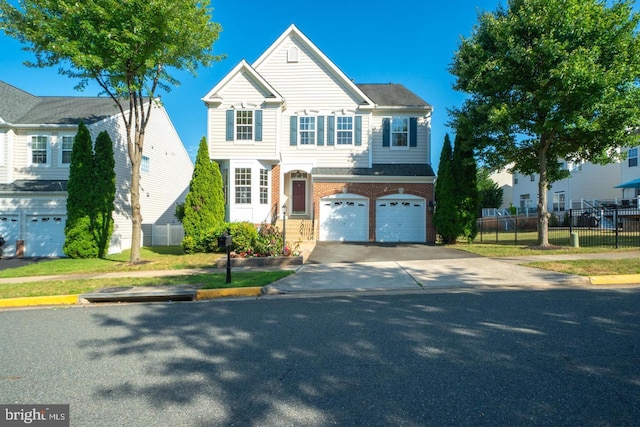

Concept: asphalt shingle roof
[[356, 84, 431, 109], [0, 81, 119, 125], [0, 180, 68, 193], [312, 164, 435, 177]]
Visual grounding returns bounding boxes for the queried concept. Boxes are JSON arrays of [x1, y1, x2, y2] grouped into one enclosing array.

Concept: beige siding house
[[0, 81, 193, 257], [203, 25, 436, 243]]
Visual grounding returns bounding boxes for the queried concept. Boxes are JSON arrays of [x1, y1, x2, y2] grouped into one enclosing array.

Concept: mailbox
[[218, 233, 232, 248]]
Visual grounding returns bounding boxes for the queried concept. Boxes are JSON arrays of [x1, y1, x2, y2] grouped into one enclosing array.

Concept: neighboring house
[[202, 25, 435, 243], [488, 168, 513, 211], [617, 145, 640, 202], [0, 81, 193, 257], [511, 159, 623, 212]]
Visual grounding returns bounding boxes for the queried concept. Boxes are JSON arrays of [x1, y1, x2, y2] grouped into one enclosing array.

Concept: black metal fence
[[476, 205, 640, 248]]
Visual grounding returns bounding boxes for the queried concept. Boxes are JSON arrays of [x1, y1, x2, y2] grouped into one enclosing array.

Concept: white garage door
[[319, 195, 369, 241], [376, 195, 426, 242], [0, 215, 20, 257], [26, 215, 66, 257]]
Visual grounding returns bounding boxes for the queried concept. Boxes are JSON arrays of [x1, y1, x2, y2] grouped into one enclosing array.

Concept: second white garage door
[[26, 215, 66, 257], [376, 195, 426, 242], [319, 194, 369, 242]]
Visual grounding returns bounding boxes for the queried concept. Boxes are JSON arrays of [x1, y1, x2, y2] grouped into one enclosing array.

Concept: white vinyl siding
[[254, 36, 364, 111], [371, 114, 430, 165]]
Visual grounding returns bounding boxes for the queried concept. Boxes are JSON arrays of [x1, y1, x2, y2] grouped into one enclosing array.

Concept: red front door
[[292, 181, 306, 214]]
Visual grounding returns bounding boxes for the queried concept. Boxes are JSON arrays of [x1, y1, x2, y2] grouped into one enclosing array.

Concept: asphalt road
[[1, 288, 639, 426]]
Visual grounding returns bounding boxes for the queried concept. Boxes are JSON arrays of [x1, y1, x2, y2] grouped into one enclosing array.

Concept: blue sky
[[0, 0, 505, 168]]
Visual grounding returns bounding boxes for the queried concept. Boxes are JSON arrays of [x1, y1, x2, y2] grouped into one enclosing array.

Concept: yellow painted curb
[[0, 294, 79, 308], [196, 287, 263, 300], [589, 274, 640, 286]]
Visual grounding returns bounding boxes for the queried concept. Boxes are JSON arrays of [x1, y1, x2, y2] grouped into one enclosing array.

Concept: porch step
[[280, 218, 314, 241]]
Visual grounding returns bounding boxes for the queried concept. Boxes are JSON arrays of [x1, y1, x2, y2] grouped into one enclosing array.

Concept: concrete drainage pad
[[79, 285, 197, 303]]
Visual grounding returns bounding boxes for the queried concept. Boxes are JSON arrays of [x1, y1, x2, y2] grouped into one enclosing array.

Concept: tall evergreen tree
[[93, 131, 116, 258], [433, 134, 460, 244], [183, 137, 225, 244], [64, 122, 98, 258], [453, 133, 479, 241]]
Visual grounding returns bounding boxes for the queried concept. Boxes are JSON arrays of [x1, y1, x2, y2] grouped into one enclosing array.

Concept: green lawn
[[0, 271, 295, 299], [0, 246, 295, 299]]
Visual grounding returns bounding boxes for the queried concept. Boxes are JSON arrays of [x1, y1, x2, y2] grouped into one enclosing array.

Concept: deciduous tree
[[0, 0, 223, 262], [450, 0, 640, 247]]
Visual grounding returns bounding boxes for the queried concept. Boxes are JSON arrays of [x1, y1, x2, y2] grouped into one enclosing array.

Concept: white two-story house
[[203, 25, 435, 243], [0, 81, 193, 257]]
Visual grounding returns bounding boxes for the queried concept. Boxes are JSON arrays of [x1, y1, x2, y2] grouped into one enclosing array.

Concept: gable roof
[[252, 24, 376, 109], [201, 60, 284, 104], [357, 84, 432, 110], [0, 81, 119, 126]]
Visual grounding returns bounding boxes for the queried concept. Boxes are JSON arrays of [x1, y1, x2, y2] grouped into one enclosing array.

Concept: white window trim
[[28, 134, 51, 167], [628, 147, 638, 168], [298, 115, 316, 147], [58, 134, 75, 167], [390, 117, 410, 151], [0, 131, 5, 166], [141, 155, 150, 173], [234, 167, 252, 204], [235, 109, 255, 144], [335, 115, 354, 147]]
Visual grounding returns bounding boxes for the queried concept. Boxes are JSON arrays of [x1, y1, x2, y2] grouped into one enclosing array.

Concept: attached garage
[[319, 194, 369, 241], [376, 195, 426, 242], [25, 215, 66, 257], [0, 215, 20, 256]]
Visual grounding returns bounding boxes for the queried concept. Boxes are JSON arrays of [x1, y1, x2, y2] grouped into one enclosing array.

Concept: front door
[[292, 180, 306, 214]]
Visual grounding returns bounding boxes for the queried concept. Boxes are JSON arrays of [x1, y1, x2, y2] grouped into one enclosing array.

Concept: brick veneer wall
[[312, 182, 436, 243], [271, 164, 281, 222]]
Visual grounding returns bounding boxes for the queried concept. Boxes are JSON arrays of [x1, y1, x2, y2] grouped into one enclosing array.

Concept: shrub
[[228, 222, 258, 254], [254, 223, 284, 256]]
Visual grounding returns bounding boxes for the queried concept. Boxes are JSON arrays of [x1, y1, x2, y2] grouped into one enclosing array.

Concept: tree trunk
[[130, 158, 142, 263], [537, 138, 551, 247]]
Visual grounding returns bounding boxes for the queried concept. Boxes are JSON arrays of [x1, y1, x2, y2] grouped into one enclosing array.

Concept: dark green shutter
[[226, 110, 234, 141], [317, 116, 324, 146], [327, 116, 335, 146], [290, 116, 297, 146], [382, 118, 390, 147], [255, 110, 263, 141], [355, 116, 362, 146], [409, 117, 417, 147]]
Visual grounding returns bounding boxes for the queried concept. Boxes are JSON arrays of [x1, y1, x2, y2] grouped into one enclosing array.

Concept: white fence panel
[[152, 224, 185, 246]]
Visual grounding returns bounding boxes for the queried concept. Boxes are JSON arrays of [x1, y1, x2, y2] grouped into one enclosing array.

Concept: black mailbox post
[[218, 229, 232, 283]]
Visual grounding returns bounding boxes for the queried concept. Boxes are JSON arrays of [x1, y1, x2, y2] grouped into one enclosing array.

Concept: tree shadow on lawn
[[77, 288, 640, 426]]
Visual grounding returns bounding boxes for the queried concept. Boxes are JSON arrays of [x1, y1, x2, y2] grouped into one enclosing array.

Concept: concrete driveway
[[264, 242, 589, 294]]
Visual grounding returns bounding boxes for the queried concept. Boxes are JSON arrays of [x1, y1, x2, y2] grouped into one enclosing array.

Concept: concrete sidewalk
[[1, 250, 639, 308]]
